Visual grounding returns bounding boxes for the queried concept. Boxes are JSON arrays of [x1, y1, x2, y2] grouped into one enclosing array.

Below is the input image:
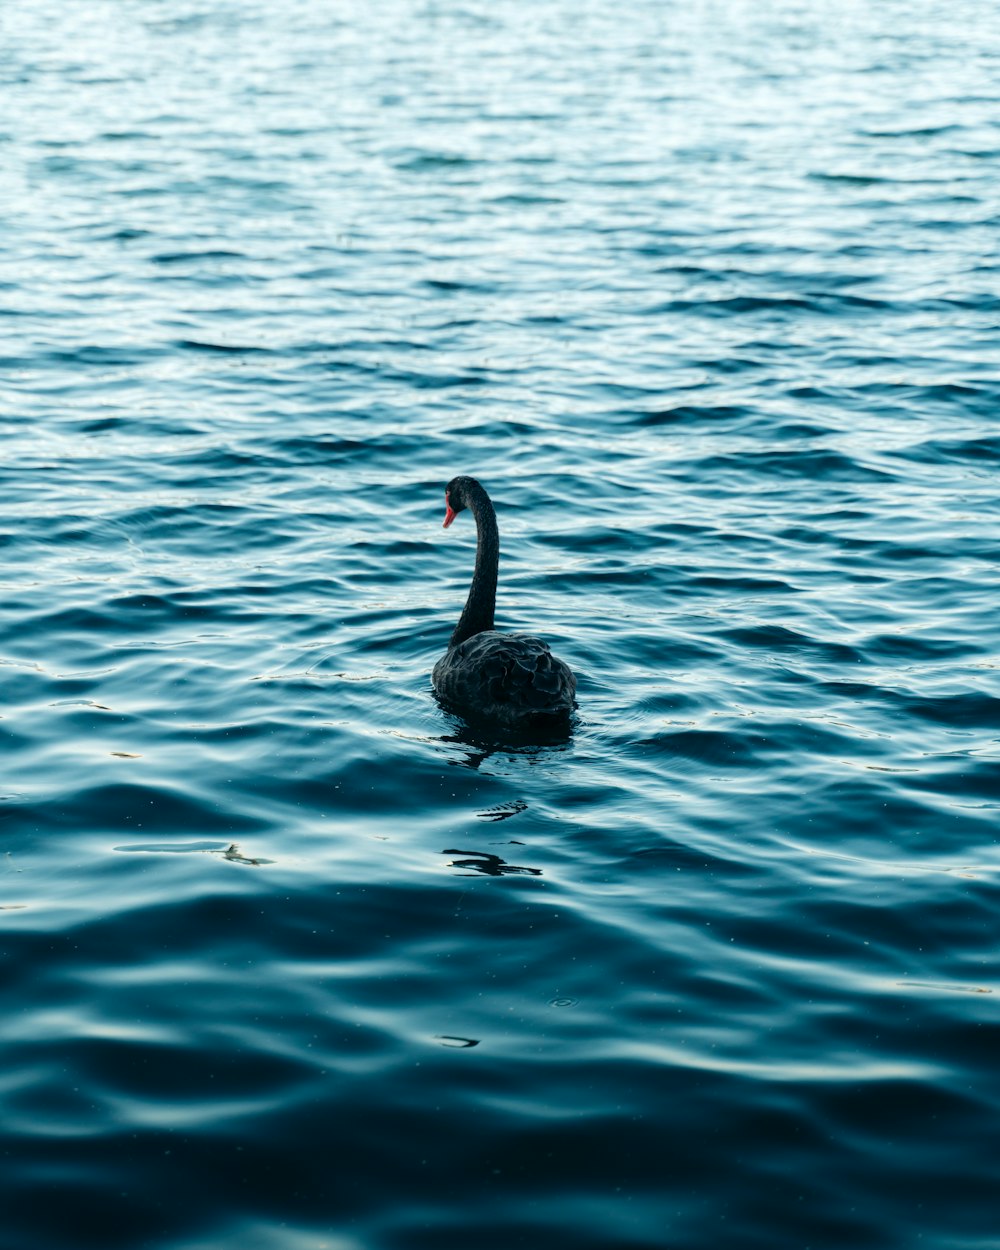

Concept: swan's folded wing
[[434, 631, 576, 721], [459, 632, 574, 712]]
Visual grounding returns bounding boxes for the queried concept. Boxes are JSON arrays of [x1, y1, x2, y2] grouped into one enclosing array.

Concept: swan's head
[[442, 476, 480, 528]]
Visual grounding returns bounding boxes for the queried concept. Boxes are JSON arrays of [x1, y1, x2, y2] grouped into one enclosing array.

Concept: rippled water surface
[[3, 1, 1000, 1246]]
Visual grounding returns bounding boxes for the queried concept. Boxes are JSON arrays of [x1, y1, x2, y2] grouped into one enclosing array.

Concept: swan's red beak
[[443, 498, 456, 528]]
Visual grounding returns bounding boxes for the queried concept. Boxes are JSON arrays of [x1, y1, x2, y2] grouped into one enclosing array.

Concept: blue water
[[3, 1, 1000, 1246]]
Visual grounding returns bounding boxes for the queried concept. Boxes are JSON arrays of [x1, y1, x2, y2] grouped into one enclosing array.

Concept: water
[[3, 1, 999, 1246]]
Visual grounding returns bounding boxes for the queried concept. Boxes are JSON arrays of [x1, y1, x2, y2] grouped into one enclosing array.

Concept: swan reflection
[[442, 848, 542, 877]]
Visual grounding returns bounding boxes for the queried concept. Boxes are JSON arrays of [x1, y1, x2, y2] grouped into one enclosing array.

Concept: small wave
[[176, 339, 271, 354], [152, 250, 246, 265]]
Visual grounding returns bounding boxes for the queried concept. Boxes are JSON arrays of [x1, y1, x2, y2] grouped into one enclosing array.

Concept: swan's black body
[[433, 628, 576, 724], [432, 476, 576, 726]]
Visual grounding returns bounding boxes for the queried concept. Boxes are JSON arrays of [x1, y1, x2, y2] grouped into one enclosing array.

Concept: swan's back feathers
[[432, 631, 576, 724]]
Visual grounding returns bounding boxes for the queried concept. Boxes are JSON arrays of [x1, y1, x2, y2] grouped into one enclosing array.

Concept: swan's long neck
[[450, 484, 498, 648]]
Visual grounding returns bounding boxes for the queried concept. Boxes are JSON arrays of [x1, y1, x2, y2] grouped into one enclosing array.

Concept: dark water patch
[[41, 781, 273, 836], [395, 152, 481, 172], [271, 434, 377, 463], [152, 249, 246, 265], [175, 338, 273, 354], [809, 171, 892, 186], [900, 690, 1000, 729], [901, 761, 1000, 804], [637, 727, 772, 768], [375, 365, 492, 390], [652, 294, 814, 315], [24, 344, 162, 369], [629, 841, 756, 878], [894, 434, 1000, 465], [491, 191, 564, 206], [700, 448, 893, 483], [718, 624, 861, 664], [633, 403, 748, 428], [687, 573, 797, 593], [863, 632, 983, 662], [422, 277, 492, 292], [103, 226, 153, 242], [862, 124, 964, 139]]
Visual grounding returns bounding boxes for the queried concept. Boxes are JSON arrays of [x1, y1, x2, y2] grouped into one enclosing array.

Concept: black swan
[[432, 476, 576, 725]]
